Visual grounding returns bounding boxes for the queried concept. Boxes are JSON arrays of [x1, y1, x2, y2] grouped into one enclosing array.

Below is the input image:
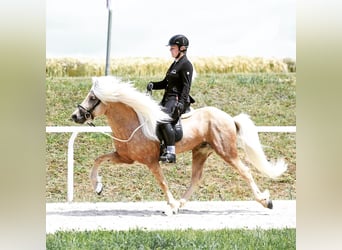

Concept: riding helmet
[[167, 34, 189, 48]]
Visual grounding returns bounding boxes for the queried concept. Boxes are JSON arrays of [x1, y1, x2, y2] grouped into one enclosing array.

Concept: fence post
[[67, 132, 79, 202]]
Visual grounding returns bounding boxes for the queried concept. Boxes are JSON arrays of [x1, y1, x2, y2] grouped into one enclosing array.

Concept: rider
[[147, 34, 194, 163]]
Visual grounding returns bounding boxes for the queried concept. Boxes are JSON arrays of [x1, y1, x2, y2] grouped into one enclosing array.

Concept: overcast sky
[[46, 0, 296, 59]]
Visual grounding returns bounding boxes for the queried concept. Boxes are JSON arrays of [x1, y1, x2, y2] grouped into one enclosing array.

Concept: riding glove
[[171, 102, 184, 120], [146, 82, 153, 91]]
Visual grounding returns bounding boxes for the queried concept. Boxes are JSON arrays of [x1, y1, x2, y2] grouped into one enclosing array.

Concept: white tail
[[234, 113, 287, 179]]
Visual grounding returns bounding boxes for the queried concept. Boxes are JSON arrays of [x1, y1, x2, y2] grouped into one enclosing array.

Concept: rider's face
[[169, 45, 179, 58]]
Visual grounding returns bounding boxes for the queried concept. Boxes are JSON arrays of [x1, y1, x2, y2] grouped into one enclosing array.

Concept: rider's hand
[[176, 102, 184, 113], [146, 82, 153, 91], [171, 102, 184, 120]]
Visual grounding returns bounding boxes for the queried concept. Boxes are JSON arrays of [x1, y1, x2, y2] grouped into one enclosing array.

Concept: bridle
[[77, 96, 101, 123], [76, 92, 146, 142]]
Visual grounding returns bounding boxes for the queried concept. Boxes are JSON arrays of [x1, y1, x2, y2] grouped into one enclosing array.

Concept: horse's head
[[71, 89, 103, 124]]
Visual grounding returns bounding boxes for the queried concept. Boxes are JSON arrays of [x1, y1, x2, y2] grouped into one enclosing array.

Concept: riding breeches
[[158, 97, 178, 146]]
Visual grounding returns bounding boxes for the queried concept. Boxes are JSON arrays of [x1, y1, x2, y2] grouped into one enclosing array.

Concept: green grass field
[[46, 73, 295, 203], [46, 228, 296, 250]]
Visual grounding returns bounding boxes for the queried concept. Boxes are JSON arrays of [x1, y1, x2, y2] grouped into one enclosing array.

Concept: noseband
[[77, 99, 101, 120]]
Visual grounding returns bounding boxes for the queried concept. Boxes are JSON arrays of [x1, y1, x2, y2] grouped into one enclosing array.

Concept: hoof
[[179, 198, 186, 208], [163, 207, 179, 216], [163, 202, 180, 216], [267, 200, 273, 209], [172, 208, 179, 215], [95, 182, 103, 195]]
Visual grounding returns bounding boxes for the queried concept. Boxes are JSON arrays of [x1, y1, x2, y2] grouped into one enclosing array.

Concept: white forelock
[[91, 76, 170, 141]]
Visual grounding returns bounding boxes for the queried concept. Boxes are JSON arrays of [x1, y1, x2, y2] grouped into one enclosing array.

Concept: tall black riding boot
[[158, 123, 176, 163]]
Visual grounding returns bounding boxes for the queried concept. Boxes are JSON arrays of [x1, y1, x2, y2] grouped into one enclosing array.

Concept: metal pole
[[105, 0, 113, 76]]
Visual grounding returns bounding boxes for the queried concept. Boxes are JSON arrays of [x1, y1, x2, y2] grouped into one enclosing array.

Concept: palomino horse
[[71, 76, 287, 214]]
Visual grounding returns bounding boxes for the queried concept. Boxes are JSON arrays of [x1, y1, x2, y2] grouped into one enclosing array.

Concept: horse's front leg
[[91, 151, 133, 195], [147, 162, 180, 215]]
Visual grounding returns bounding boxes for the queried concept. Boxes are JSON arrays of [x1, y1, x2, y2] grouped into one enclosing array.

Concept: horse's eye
[[91, 96, 97, 100]]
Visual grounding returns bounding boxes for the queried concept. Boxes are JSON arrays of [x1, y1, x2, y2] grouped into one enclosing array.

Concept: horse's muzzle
[[71, 110, 87, 124]]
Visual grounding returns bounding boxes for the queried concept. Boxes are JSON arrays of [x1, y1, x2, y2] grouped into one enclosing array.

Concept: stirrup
[[159, 153, 176, 163]]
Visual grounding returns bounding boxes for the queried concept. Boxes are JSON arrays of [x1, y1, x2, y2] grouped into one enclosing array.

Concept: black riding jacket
[[151, 55, 193, 113]]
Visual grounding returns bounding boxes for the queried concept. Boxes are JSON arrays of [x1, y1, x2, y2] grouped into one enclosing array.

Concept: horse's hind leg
[[180, 143, 213, 208], [229, 157, 272, 208], [212, 134, 272, 209], [90, 151, 133, 194]]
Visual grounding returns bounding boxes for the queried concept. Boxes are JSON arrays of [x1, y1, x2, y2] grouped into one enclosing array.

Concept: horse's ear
[[92, 77, 99, 88]]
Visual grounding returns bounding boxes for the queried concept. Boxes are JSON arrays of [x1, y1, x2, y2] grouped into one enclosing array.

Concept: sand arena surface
[[46, 200, 296, 233]]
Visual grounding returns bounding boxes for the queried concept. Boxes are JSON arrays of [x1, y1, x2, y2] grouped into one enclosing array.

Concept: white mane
[[91, 76, 170, 141]]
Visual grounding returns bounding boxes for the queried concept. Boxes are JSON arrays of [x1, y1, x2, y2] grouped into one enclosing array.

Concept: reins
[[78, 96, 146, 143], [78, 89, 152, 143], [86, 120, 146, 143]]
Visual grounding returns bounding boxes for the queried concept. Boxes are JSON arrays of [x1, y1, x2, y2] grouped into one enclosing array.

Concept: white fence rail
[[46, 125, 296, 202]]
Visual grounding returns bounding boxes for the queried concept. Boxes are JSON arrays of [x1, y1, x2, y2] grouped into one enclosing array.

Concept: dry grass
[[46, 56, 294, 77]]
